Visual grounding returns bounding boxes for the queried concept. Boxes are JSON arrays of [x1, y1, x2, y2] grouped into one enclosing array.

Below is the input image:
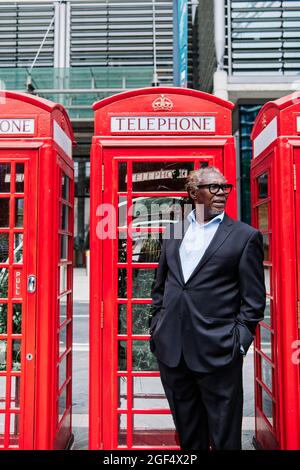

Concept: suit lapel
[[185, 213, 234, 284], [173, 216, 191, 285]]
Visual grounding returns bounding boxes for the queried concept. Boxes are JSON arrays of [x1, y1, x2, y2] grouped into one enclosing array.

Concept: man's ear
[[189, 189, 197, 200]]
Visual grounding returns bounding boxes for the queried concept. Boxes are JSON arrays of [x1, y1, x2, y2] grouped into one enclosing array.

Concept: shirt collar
[[187, 210, 225, 226]]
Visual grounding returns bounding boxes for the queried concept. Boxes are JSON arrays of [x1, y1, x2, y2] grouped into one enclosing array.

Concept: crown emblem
[[152, 94, 173, 111]]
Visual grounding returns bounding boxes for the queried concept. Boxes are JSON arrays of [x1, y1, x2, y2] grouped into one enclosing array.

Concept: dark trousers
[[157, 352, 244, 451]]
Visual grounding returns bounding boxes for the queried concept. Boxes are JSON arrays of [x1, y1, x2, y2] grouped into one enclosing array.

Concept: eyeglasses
[[197, 183, 233, 195]]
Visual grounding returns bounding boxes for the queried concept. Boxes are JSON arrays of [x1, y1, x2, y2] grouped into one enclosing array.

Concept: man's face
[[190, 172, 228, 221]]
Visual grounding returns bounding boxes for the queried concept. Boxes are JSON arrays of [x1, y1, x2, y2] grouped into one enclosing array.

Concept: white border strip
[[53, 120, 72, 158], [253, 116, 278, 158]]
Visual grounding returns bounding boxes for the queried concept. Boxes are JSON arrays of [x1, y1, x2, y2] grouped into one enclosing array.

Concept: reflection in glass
[[58, 385, 67, 422], [133, 376, 169, 409], [0, 340, 7, 371], [0, 234, 9, 263], [132, 269, 156, 298], [263, 298, 271, 327], [14, 234, 23, 263], [0, 199, 10, 227], [118, 341, 127, 371], [0, 304, 8, 334], [262, 388, 273, 426], [60, 296, 67, 325], [59, 355, 67, 388], [12, 340, 21, 371], [9, 413, 20, 445], [14, 199, 24, 228], [261, 355, 273, 391], [132, 414, 176, 447], [258, 173, 268, 199], [0, 376, 6, 409], [260, 326, 272, 359], [132, 340, 158, 371], [118, 238, 127, 263], [118, 304, 126, 334], [60, 235, 68, 260], [263, 234, 269, 261], [258, 203, 268, 231], [0, 164, 11, 193], [11, 376, 21, 409], [132, 161, 194, 192], [61, 204, 68, 231], [132, 234, 161, 263], [118, 377, 127, 409], [118, 414, 127, 446], [12, 304, 22, 334], [131, 196, 187, 228], [118, 269, 127, 298], [264, 267, 270, 294], [59, 327, 67, 357], [132, 304, 153, 334], [15, 164, 24, 193], [62, 175, 69, 201], [60, 265, 67, 293], [118, 162, 127, 192], [0, 269, 9, 298], [118, 196, 127, 228]]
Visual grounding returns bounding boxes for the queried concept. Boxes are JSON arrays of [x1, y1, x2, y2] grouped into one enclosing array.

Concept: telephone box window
[[12, 340, 21, 371], [0, 269, 8, 298], [0, 199, 9, 227], [261, 355, 273, 391], [132, 269, 156, 298], [118, 304, 126, 334], [132, 304, 153, 334], [0, 376, 6, 409], [14, 199, 24, 228], [132, 234, 161, 263], [118, 340, 127, 371], [0, 234, 9, 263], [10, 377, 21, 409], [132, 414, 176, 447], [262, 388, 273, 427], [131, 161, 194, 192], [0, 304, 8, 334], [262, 234, 269, 261], [14, 234, 23, 263], [133, 376, 169, 410], [15, 164, 24, 193], [12, 304, 21, 334], [260, 325, 272, 359], [132, 340, 158, 371], [0, 340, 7, 370], [258, 203, 268, 231], [118, 377, 127, 409], [9, 413, 20, 445], [118, 269, 127, 298], [258, 172, 268, 199], [0, 164, 10, 193]]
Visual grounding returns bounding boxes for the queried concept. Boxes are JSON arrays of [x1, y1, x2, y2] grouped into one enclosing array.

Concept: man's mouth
[[212, 200, 226, 207]]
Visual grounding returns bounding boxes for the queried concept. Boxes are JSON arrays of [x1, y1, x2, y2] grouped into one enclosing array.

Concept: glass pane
[[62, 175, 69, 201], [118, 196, 127, 228], [59, 355, 67, 388], [15, 164, 24, 193], [263, 297, 271, 327], [0, 164, 10, 193], [0, 376, 6, 409], [118, 238, 127, 263], [0, 413, 5, 437], [133, 377, 169, 409], [14, 199, 24, 228], [131, 196, 188, 229], [0, 199, 10, 227], [60, 235, 68, 260], [118, 162, 127, 192], [12, 340, 21, 371], [132, 233, 161, 263], [0, 234, 9, 263], [264, 267, 271, 294], [132, 340, 158, 371], [9, 413, 20, 446], [118, 304, 126, 334], [0, 304, 8, 334], [58, 386, 67, 422], [131, 161, 194, 192], [132, 304, 153, 334], [60, 265, 67, 293], [61, 204, 68, 231], [118, 377, 127, 409], [257, 173, 268, 199], [263, 234, 269, 261], [261, 356, 273, 391], [59, 326, 67, 357], [0, 269, 9, 298], [118, 414, 126, 446], [14, 234, 23, 263], [59, 296, 67, 325], [118, 341, 127, 371], [258, 203, 268, 231], [118, 269, 127, 298], [10, 376, 21, 409], [262, 388, 273, 427], [12, 304, 22, 334], [132, 269, 156, 298], [133, 414, 176, 447], [0, 340, 7, 371], [260, 326, 272, 359]]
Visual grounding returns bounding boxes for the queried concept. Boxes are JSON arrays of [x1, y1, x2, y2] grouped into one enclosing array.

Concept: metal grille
[[0, 1, 54, 67], [229, 0, 300, 76]]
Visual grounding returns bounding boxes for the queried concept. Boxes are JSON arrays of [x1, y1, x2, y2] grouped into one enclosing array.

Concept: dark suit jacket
[[150, 213, 266, 373]]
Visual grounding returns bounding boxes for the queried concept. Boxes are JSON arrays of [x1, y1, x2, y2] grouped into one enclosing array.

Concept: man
[[150, 166, 266, 450]]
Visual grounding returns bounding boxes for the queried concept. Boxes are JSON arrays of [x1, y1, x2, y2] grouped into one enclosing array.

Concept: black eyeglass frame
[[196, 183, 233, 195]]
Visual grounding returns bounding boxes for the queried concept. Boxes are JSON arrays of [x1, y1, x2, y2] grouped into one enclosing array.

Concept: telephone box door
[[0, 149, 37, 449], [101, 147, 227, 449]]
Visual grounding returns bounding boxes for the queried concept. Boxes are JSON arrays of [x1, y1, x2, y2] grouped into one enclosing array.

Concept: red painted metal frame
[[251, 93, 300, 450], [0, 92, 74, 449], [90, 87, 237, 450]]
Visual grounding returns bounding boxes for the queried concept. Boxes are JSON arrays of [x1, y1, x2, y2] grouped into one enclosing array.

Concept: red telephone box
[[251, 92, 300, 450], [0, 91, 74, 449], [89, 87, 237, 450]]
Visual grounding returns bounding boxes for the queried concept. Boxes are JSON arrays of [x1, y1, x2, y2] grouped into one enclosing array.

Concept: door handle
[[27, 275, 36, 293]]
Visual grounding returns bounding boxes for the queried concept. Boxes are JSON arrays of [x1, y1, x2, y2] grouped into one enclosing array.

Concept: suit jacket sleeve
[[236, 230, 266, 353], [150, 239, 168, 332]]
